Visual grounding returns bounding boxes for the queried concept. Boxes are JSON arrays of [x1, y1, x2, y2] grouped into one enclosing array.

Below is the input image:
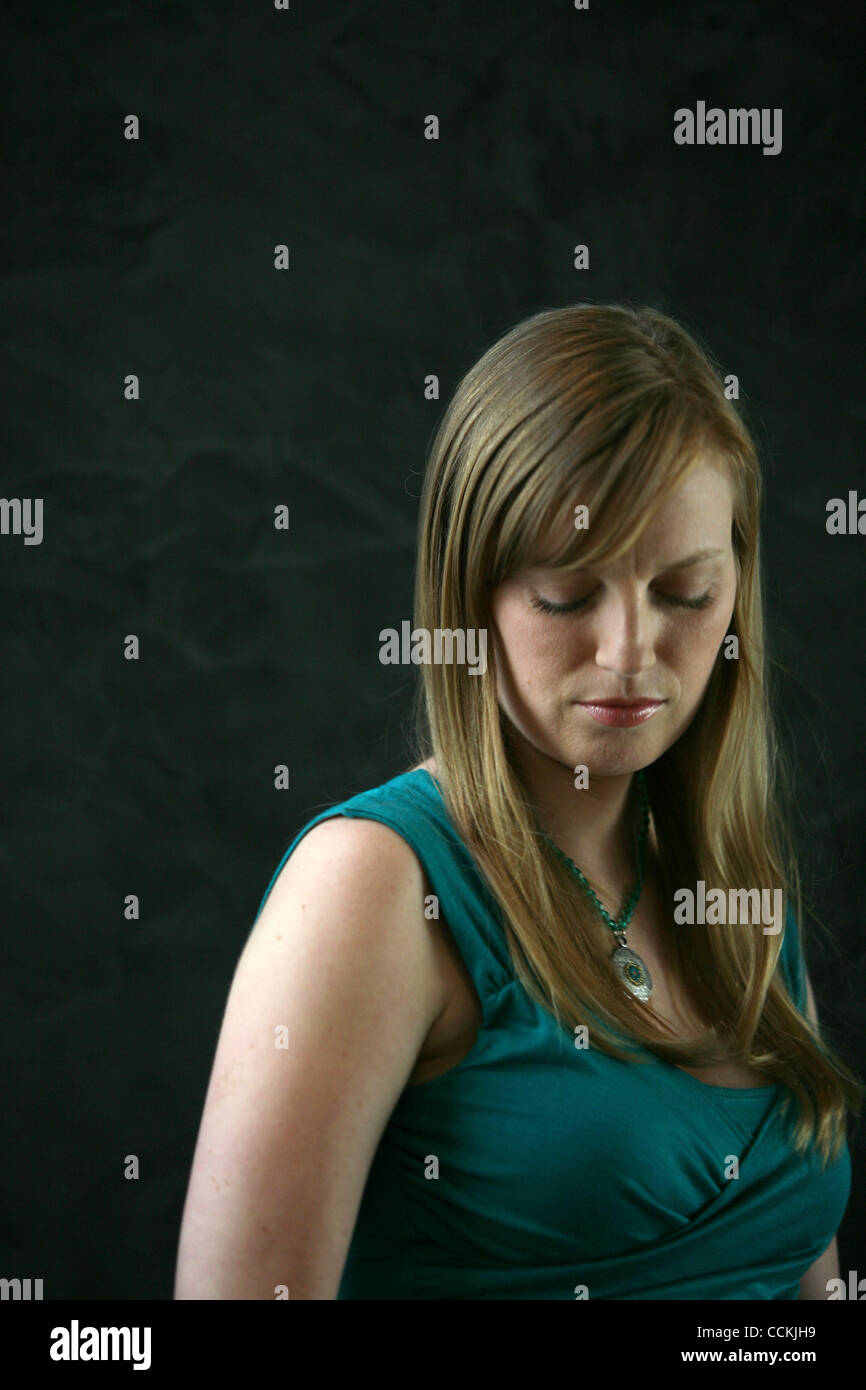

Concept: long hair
[[410, 301, 862, 1166]]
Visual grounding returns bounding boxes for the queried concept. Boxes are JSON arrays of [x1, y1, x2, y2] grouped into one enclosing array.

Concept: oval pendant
[[612, 945, 653, 1001]]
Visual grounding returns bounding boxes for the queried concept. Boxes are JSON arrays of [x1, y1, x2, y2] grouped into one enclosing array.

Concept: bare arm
[[174, 816, 448, 1299], [798, 1235, 839, 1301], [797, 972, 841, 1301]]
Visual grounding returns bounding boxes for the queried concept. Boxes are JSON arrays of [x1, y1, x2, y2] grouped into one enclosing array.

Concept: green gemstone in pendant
[[612, 945, 653, 1002]]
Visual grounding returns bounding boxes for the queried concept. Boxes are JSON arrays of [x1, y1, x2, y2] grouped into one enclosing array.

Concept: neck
[[508, 732, 643, 888]]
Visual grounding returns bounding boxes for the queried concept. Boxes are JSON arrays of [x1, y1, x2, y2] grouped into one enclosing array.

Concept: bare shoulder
[[254, 812, 432, 936], [248, 812, 449, 1029]]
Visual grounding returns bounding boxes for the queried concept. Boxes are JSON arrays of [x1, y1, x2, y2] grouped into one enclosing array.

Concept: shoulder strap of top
[[252, 768, 516, 1010]]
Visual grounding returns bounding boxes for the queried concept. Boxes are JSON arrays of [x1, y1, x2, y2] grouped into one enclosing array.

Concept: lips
[[583, 699, 663, 707], [576, 699, 666, 727]]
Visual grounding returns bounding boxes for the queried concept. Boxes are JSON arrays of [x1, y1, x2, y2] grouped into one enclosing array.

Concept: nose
[[593, 591, 657, 678]]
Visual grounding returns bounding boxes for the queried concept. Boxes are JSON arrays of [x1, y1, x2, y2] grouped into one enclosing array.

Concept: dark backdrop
[[3, 0, 864, 1299]]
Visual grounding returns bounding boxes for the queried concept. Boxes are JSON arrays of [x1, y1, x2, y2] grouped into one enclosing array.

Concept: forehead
[[636, 463, 733, 546], [528, 458, 734, 571]]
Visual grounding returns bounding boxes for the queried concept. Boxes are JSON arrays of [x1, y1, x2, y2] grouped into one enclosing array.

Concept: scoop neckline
[[405, 768, 780, 1097]]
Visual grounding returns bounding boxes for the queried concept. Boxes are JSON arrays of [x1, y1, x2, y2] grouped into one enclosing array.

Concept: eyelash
[[530, 588, 715, 615]]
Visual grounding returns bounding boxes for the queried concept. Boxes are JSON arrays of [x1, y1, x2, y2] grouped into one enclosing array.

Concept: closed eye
[[530, 588, 716, 615]]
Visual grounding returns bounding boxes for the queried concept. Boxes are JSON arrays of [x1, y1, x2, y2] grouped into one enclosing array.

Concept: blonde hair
[[411, 301, 862, 1166]]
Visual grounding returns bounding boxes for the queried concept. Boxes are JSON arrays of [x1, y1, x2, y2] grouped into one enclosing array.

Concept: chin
[[567, 735, 663, 778], [581, 758, 650, 780]]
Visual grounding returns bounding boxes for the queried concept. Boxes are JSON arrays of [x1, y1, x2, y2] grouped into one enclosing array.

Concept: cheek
[[705, 588, 737, 649], [492, 612, 576, 692], [668, 607, 732, 681]]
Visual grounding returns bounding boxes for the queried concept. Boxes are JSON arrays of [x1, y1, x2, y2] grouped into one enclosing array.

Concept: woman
[[175, 303, 860, 1300]]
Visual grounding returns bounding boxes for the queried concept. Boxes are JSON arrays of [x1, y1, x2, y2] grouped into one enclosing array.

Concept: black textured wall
[[3, 0, 864, 1300]]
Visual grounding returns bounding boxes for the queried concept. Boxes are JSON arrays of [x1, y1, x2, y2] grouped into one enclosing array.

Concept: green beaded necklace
[[542, 769, 653, 1001]]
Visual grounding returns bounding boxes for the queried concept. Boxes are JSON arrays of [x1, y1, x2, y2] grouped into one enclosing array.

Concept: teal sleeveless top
[[254, 768, 852, 1300]]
